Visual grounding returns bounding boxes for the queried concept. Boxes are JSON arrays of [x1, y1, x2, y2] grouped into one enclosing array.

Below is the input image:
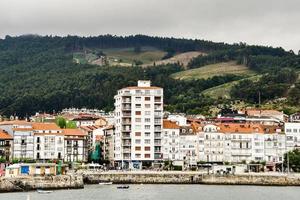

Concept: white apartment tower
[[114, 80, 163, 169]]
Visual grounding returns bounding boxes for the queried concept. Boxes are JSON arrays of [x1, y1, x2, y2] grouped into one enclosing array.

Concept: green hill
[[0, 34, 299, 117]]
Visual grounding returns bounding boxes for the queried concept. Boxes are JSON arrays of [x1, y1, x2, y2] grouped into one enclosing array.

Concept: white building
[[114, 80, 163, 169], [162, 120, 180, 161], [33, 123, 64, 161], [179, 126, 199, 167], [285, 122, 300, 151], [12, 122, 35, 160], [63, 129, 88, 162], [201, 124, 224, 163], [167, 114, 187, 126]]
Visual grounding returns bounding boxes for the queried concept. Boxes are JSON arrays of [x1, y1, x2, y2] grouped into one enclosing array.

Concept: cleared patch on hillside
[[143, 51, 205, 68], [201, 75, 262, 99], [73, 47, 167, 67], [170, 61, 256, 80]]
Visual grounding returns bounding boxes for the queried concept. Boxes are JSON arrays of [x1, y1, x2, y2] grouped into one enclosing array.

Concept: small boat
[[117, 185, 130, 189], [37, 189, 53, 194], [99, 182, 113, 185]]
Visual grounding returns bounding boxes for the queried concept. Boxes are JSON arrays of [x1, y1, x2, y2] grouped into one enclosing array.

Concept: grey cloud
[[0, 0, 299, 52]]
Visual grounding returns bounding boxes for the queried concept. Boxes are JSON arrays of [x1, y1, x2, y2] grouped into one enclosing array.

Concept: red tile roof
[[32, 123, 60, 130], [63, 129, 87, 136], [163, 120, 180, 129], [0, 129, 12, 140]]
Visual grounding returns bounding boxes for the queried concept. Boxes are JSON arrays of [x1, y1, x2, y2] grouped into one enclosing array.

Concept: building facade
[[114, 80, 163, 169], [0, 129, 13, 161], [33, 123, 64, 161]]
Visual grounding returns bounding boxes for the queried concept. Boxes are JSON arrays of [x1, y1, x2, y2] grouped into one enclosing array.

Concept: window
[[135, 139, 141, 144], [286, 129, 292, 133], [135, 132, 141, 136], [135, 111, 141, 115], [145, 146, 151, 151], [135, 104, 141, 108], [135, 154, 141, 158], [145, 125, 151, 129], [135, 97, 141, 101], [145, 90, 150, 95], [135, 118, 141, 122], [145, 154, 151, 158], [145, 104, 151, 108], [135, 125, 141, 130], [145, 139, 151, 144], [145, 118, 151, 123], [145, 132, 151, 137], [145, 97, 151, 101], [135, 146, 141, 151], [145, 111, 151, 115]]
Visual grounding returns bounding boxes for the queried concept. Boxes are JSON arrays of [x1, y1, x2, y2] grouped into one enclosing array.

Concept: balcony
[[154, 97, 162, 102], [122, 98, 131, 103], [231, 138, 251, 142], [122, 133, 131, 139], [122, 106, 132, 111], [154, 141, 161, 146], [154, 149, 161, 153], [123, 156, 131, 160], [154, 127, 162, 131], [154, 121, 161, 125], [122, 128, 131, 132], [122, 141, 131, 146], [154, 133, 161, 138], [122, 120, 132, 125], [122, 112, 131, 117], [123, 148, 131, 153], [231, 150, 252, 156]]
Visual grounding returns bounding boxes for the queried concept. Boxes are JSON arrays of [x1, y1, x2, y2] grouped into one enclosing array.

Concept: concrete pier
[[83, 171, 300, 186], [0, 175, 84, 193]]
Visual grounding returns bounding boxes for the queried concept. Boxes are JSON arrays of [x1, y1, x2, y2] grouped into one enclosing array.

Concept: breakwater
[[0, 175, 83, 193], [83, 171, 300, 186]]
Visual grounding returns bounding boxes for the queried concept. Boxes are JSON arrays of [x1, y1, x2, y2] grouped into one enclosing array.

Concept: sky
[[0, 0, 299, 52]]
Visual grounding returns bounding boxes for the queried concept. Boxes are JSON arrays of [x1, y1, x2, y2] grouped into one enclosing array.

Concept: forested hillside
[[0, 34, 299, 117]]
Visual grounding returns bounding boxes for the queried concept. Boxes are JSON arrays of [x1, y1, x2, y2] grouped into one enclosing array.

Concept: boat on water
[[37, 189, 53, 194], [117, 185, 130, 189], [99, 182, 113, 185]]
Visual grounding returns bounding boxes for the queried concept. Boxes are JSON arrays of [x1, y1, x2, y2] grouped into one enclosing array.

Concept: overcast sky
[[1, 0, 299, 52]]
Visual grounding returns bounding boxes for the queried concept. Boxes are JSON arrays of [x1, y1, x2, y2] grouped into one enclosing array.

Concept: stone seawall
[[0, 175, 84, 193], [83, 172, 300, 186]]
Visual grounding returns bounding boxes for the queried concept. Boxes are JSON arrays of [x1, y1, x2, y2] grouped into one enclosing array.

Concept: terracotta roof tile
[[0, 129, 12, 140], [163, 120, 180, 129], [63, 129, 87, 136], [32, 123, 60, 130]]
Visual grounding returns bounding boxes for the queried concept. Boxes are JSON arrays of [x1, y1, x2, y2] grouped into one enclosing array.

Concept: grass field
[[143, 51, 205, 68], [102, 47, 166, 65], [73, 47, 166, 67], [170, 61, 256, 80]]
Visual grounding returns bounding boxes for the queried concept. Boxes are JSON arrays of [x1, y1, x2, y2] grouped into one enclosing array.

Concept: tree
[[56, 117, 67, 128], [90, 143, 102, 163], [284, 149, 300, 172], [134, 46, 141, 53]]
